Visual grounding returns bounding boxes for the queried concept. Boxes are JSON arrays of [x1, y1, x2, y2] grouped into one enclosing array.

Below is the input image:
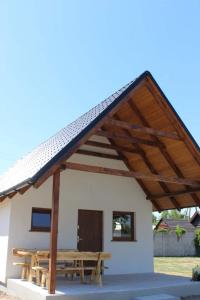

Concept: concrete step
[[133, 294, 180, 300]]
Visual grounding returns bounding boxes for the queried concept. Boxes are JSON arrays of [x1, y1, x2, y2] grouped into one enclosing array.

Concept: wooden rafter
[[64, 162, 200, 187], [103, 136, 162, 212], [33, 80, 145, 189], [18, 185, 31, 195], [8, 191, 17, 199], [76, 149, 122, 160], [0, 195, 7, 202], [96, 130, 160, 147], [106, 118, 181, 140], [112, 114, 180, 209], [145, 77, 200, 166], [85, 140, 142, 155], [0, 185, 31, 202], [129, 100, 200, 207], [147, 187, 200, 200]]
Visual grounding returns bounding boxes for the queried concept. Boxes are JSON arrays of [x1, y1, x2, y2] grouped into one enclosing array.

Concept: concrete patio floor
[[7, 273, 200, 300]]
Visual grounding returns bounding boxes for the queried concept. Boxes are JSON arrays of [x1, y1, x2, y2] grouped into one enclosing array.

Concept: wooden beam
[[105, 137, 162, 212], [8, 191, 17, 199], [49, 170, 60, 294], [145, 77, 200, 166], [76, 149, 122, 160], [0, 195, 7, 202], [129, 101, 200, 207], [96, 130, 160, 147], [139, 153, 181, 209], [147, 187, 200, 200], [0, 186, 31, 202], [18, 185, 31, 195], [106, 118, 181, 140], [33, 81, 145, 189], [113, 114, 181, 209], [168, 204, 200, 210], [85, 140, 142, 155], [65, 162, 200, 187]]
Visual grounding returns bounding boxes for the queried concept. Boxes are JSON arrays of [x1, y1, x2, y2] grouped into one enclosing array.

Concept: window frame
[[112, 211, 136, 242], [30, 207, 52, 232]]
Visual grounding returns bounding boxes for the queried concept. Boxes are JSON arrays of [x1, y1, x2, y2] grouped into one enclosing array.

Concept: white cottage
[[0, 71, 200, 297]]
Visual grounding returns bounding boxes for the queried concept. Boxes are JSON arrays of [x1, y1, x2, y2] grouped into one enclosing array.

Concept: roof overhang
[[1, 71, 200, 211]]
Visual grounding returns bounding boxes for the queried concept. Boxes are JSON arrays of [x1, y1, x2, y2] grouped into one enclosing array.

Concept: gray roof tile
[[0, 79, 135, 195]]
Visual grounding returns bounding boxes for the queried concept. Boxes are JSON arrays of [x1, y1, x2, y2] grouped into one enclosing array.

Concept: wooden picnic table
[[12, 248, 77, 282], [12, 248, 111, 287]]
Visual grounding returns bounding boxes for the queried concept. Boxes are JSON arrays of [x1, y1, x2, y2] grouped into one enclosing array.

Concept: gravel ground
[[0, 292, 20, 300]]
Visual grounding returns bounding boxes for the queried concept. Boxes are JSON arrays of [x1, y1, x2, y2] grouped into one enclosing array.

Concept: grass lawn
[[154, 257, 200, 277]]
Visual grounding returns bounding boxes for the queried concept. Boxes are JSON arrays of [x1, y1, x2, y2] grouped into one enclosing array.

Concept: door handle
[[77, 236, 83, 243]]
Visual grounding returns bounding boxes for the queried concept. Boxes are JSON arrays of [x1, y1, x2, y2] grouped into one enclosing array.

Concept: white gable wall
[[0, 199, 11, 282], [4, 143, 153, 281], [6, 178, 53, 280]]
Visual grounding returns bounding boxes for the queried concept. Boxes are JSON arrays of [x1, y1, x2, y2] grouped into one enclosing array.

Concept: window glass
[[31, 208, 51, 232], [112, 211, 135, 241]]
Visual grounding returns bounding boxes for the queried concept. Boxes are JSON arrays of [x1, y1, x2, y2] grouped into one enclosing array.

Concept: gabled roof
[[0, 79, 134, 194], [190, 211, 200, 227], [155, 218, 196, 231], [0, 71, 200, 211]]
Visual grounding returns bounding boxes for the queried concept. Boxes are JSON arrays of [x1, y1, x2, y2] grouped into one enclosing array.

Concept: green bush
[[192, 265, 200, 281], [194, 229, 200, 256], [175, 225, 186, 241]]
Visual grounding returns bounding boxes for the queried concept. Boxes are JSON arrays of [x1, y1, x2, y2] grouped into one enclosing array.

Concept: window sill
[[29, 228, 51, 233], [111, 239, 137, 242]]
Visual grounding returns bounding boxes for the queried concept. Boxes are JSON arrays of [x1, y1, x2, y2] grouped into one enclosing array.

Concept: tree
[[152, 213, 157, 225], [170, 210, 186, 220], [161, 210, 170, 219], [161, 209, 186, 220]]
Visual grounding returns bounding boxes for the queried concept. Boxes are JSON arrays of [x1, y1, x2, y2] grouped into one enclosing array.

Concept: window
[[112, 211, 135, 241], [31, 208, 51, 232]]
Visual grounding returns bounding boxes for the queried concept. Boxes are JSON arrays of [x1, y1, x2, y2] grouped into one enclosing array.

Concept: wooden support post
[[48, 170, 60, 294]]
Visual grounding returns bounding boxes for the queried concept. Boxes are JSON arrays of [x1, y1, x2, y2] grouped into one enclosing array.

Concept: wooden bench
[[13, 262, 30, 280], [33, 251, 111, 288], [12, 248, 32, 280], [12, 248, 78, 283]]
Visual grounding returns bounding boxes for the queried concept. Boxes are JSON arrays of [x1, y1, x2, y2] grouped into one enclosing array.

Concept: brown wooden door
[[77, 209, 103, 252]]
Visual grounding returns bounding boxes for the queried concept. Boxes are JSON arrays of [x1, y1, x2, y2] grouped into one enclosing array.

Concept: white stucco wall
[[0, 199, 11, 282], [3, 139, 153, 281]]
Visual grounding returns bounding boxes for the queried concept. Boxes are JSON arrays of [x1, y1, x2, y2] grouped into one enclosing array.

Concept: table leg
[[28, 255, 36, 283], [80, 260, 84, 283]]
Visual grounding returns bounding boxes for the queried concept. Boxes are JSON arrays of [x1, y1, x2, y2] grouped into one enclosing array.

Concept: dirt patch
[[0, 292, 20, 300]]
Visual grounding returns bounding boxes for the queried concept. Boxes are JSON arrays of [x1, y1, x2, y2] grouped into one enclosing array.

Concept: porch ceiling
[[0, 71, 199, 212], [89, 79, 200, 211]]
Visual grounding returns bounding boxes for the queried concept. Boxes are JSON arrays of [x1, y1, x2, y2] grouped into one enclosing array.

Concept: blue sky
[[0, 0, 200, 175]]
